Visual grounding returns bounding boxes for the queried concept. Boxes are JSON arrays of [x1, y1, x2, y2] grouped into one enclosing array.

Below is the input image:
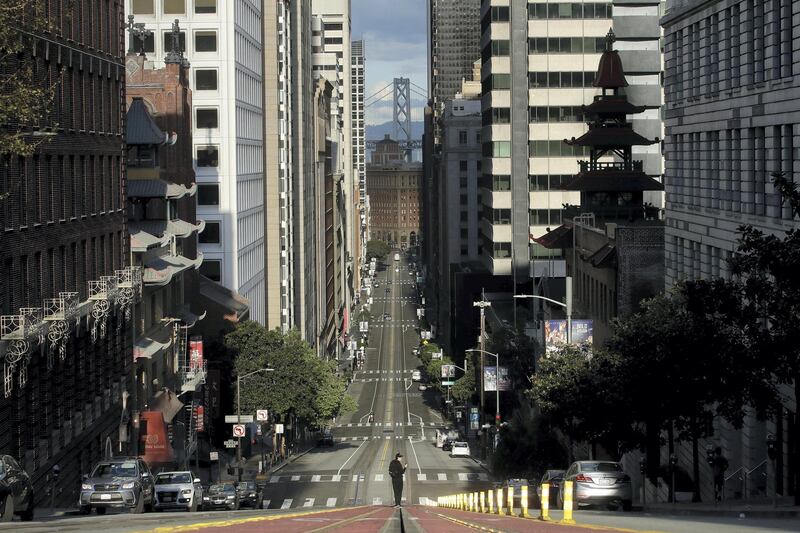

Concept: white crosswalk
[[281, 499, 292, 509], [334, 421, 435, 428], [326, 497, 337, 507], [261, 495, 440, 510], [302, 498, 315, 507], [266, 472, 487, 483]]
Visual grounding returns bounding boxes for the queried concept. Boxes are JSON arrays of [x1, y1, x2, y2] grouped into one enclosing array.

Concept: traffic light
[[706, 445, 716, 466], [52, 464, 61, 480], [669, 453, 677, 468], [767, 434, 778, 460], [639, 457, 646, 475]]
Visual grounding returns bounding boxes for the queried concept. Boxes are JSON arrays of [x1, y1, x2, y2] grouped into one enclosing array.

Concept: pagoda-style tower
[[562, 30, 663, 222]]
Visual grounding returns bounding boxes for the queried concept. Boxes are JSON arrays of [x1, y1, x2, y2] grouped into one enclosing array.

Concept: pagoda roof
[[588, 244, 617, 268], [583, 97, 646, 116], [593, 30, 628, 89], [561, 173, 664, 192], [564, 126, 659, 148], [127, 179, 197, 200], [532, 225, 573, 250], [126, 98, 168, 146]]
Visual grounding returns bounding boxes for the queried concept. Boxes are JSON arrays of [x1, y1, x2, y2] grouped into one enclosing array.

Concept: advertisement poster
[[545, 319, 593, 353], [189, 336, 204, 371], [483, 366, 510, 392], [441, 364, 456, 379]]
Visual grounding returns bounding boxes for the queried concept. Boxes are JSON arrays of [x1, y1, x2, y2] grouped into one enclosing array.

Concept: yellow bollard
[[539, 483, 551, 521], [458, 493, 463, 510], [469, 492, 475, 512], [496, 488, 504, 515], [507, 486, 515, 516], [474, 492, 479, 512], [561, 480, 576, 525], [521, 484, 530, 518], [480, 491, 486, 513], [488, 489, 494, 514]]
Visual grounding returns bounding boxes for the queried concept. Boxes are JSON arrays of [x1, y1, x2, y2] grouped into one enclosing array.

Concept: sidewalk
[[639, 499, 800, 519]]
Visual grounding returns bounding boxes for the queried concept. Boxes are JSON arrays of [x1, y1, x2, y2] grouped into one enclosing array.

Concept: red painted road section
[[404, 506, 614, 532], [195, 506, 396, 532]]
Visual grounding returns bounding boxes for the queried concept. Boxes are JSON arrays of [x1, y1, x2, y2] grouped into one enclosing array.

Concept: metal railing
[[578, 160, 643, 173]]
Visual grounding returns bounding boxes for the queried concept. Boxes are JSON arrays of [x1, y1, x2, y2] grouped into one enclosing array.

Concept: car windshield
[[156, 473, 192, 484], [237, 481, 256, 490], [545, 471, 565, 480], [91, 462, 138, 478], [209, 484, 234, 493], [581, 462, 623, 473], [454, 442, 468, 448]]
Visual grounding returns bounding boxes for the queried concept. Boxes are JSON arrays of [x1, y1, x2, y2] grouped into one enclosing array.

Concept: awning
[[134, 326, 173, 361], [130, 228, 170, 252], [588, 243, 617, 268], [561, 173, 664, 192], [179, 309, 207, 328], [126, 98, 167, 145], [127, 179, 197, 200], [198, 276, 250, 323], [149, 388, 184, 423], [533, 225, 573, 250], [130, 219, 206, 240], [143, 253, 203, 287]]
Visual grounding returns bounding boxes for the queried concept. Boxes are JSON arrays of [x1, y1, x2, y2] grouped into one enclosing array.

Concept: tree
[[487, 328, 538, 393], [366, 239, 391, 261], [450, 361, 476, 406]]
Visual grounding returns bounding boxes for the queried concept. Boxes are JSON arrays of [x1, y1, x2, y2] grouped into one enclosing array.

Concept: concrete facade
[[660, 0, 800, 503]]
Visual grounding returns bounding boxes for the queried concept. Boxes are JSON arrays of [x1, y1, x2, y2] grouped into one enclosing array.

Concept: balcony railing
[[180, 361, 207, 393], [578, 160, 644, 173], [563, 204, 664, 223]]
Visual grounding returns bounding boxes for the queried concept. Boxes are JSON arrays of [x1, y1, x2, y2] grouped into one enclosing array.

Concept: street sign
[[275, 423, 284, 434], [232, 424, 246, 438], [225, 414, 254, 423], [256, 409, 269, 422], [359, 321, 369, 333], [209, 451, 219, 461], [223, 439, 237, 448], [442, 380, 455, 386]]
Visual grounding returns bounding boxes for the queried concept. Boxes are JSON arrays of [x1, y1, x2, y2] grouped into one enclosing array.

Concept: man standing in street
[[711, 447, 728, 502], [389, 452, 407, 507]]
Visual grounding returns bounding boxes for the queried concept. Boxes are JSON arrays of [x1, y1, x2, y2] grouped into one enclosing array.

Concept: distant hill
[[365, 121, 424, 141]]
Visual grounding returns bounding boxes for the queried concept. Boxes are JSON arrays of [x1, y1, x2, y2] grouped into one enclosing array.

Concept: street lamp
[[514, 276, 572, 342], [236, 368, 274, 477], [465, 349, 501, 427]]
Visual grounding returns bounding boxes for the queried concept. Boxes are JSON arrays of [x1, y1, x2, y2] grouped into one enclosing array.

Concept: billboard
[[545, 320, 593, 353], [484, 366, 510, 392], [441, 364, 456, 379], [189, 336, 204, 371]]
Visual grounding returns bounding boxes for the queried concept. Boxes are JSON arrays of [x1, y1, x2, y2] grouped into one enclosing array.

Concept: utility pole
[[473, 290, 491, 458]]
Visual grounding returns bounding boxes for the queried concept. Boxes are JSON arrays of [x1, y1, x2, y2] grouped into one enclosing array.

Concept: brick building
[[367, 137, 422, 248], [0, 1, 134, 506]]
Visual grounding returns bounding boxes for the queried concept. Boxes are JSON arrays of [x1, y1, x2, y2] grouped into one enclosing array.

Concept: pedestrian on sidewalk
[[389, 453, 407, 507], [711, 447, 728, 502]]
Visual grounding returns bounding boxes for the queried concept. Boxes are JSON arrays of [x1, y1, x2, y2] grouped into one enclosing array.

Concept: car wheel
[[555, 491, 563, 510], [622, 499, 633, 512], [80, 505, 91, 515], [189, 498, 198, 512], [95, 507, 107, 515], [19, 494, 34, 522], [130, 496, 144, 514], [1, 495, 14, 522], [144, 502, 153, 513]]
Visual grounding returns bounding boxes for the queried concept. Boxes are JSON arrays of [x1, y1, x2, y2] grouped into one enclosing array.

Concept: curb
[[269, 445, 314, 475], [638, 506, 800, 519]]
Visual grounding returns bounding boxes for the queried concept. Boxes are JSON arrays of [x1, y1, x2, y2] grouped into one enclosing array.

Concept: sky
[[351, 0, 428, 126]]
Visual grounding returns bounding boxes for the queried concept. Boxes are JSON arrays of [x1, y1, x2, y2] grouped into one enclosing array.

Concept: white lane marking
[[326, 497, 337, 507], [262, 499, 271, 509], [408, 435, 422, 475], [373, 497, 383, 506], [458, 473, 468, 481], [291, 475, 301, 481], [269, 476, 281, 483], [351, 437, 358, 441], [303, 498, 315, 507], [375, 473, 384, 482], [417, 473, 427, 481], [332, 475, 342, 482], [336, 438, 368, 475], [385, 435, 391, 440], [438, 473, 447, 481], [311, 475, 321, 482], [281, 499, 293, 509], [348, 423, 353, 427]]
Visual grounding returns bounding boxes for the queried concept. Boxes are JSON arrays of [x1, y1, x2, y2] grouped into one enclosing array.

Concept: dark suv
[[80, 458, 154, 514], [0, 455, 34, 522], [234, 481, 262, 509]]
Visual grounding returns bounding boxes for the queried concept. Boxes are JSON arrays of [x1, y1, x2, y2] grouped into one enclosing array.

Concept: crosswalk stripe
[[373, 497, 382, 505], [332, 475, 342, 482], [303, 498, 314, 507], [262, 499, 271, 509], [458, 473, 468, 481], [281, 499, 292, 509], [269, 476, 281, 483], [291, 475, 301, 481], [326, 497, 337, 507], [417, 473, 427, 481], [438, 473, 447, 481], [311, 475, 321, 482], [375, 473, 384, 482]]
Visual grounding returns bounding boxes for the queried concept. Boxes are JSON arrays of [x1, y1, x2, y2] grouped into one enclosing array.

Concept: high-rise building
[[479, 0, 663, 288], [0, 0, 132, 504], [662, 0, 799, 502], [351, 39, 368, 271], [126, 0, 267, 324], [428, 0, 481, 138]]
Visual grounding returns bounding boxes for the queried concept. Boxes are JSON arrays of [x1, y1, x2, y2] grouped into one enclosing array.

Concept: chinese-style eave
[[126, 97, 168, 146], [533, 225, 573, 250], [564, 126, 659, 148], [583, 98, 646, 117], [561, 172, 664, 192]]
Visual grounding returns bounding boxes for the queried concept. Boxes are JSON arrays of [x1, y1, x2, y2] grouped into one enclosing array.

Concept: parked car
[[450, 441, 470, 458], [500, 479, 529, 509], [373, 282, 380, 288], [385, 288, 391, 293], [559, 461, 632, 511], [395, 268, 399, 273], [202, 483, 239, 511], [441, 439, 454, 452], [411, 370, 422, 382], [535, 469, 565, 507], [153, 471, 202, 512], [0, 455, 34, 522], [234, 481, 262, 509], [418, 384, 427, 391], [383, 313, 392, 321], [318, 429, 334, 447], [80, 457, 154, 514]]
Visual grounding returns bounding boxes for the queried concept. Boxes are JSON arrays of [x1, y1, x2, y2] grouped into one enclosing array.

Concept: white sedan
[[450, 441, 471, 457], [411, 370, 422, 382]]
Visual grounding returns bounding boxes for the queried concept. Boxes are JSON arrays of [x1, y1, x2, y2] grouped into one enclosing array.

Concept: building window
[[196, 108, 218, 129], [199, 221, 221, 244], [163, 31, 186, 53], [458, 130, 468, 145], [197, 184, 219, 205], [196, 145, 219, 167], [195, 69, 218, 91], [129, 32, 155, 54], [491, 40, 510, 56], [199, 260, 221, 282], [459, 160, 468, 172], [194, 31, 217, 52], [163, 0, 185, 14], [132, 0, 154, 14], [194, 0, 216, 13]]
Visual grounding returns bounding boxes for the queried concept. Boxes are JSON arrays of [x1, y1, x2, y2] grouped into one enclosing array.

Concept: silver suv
[[80, 458, 154, 514], [153, 471, 203, 512]]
